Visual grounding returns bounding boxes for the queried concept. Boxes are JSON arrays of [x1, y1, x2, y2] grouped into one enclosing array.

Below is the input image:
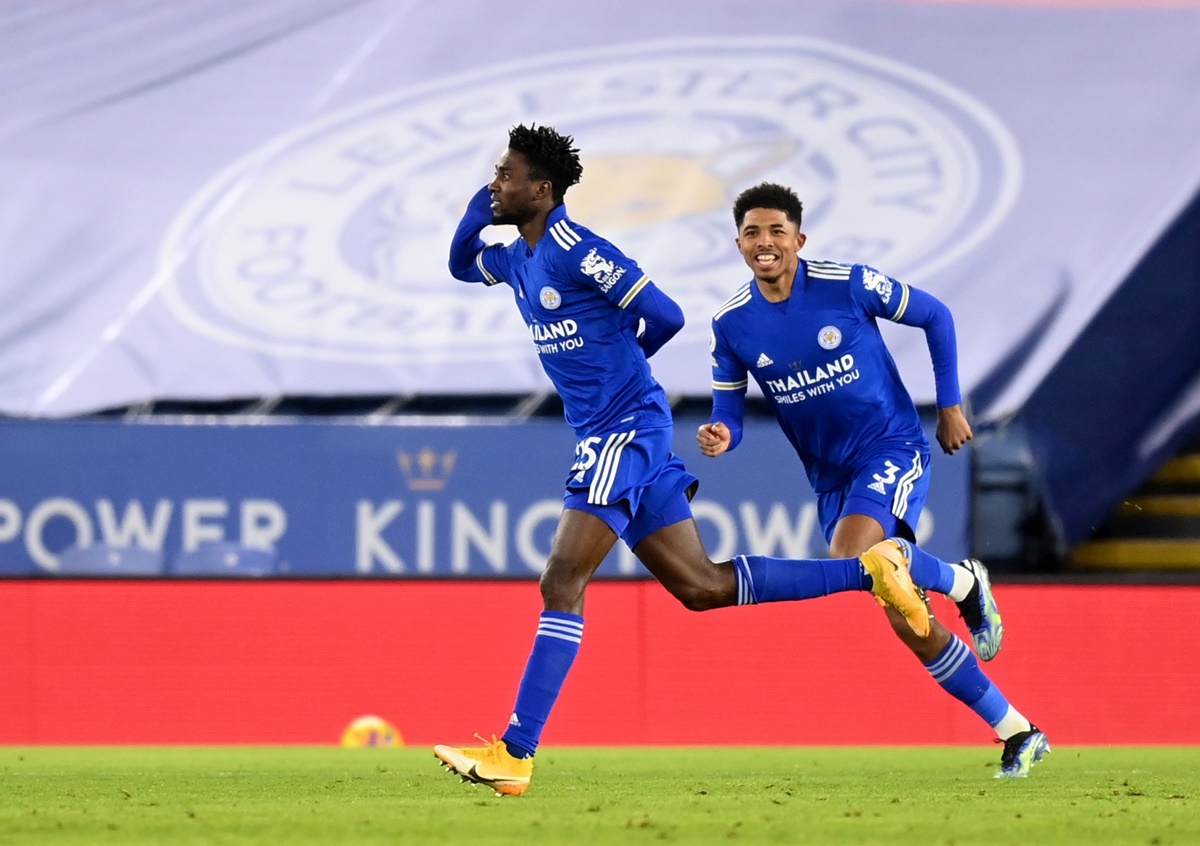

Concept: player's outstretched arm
[[936, 404, 973, 455], [697, 421, 732, 457], [447, 185, 495, 281]]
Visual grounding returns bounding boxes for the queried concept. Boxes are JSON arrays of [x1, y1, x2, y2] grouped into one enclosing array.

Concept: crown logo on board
[[397, 448, 457, 491]]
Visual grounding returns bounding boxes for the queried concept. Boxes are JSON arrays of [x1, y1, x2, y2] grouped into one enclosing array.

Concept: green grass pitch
[[1, 746, 1196, 845]]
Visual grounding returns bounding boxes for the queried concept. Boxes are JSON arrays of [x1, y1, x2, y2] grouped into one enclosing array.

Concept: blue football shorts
[[816, 442, 930, 543], [563, 425, 699, 548]]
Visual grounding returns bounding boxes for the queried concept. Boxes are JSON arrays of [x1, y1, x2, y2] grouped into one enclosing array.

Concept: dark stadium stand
[[1072, 430, 1200, 573]]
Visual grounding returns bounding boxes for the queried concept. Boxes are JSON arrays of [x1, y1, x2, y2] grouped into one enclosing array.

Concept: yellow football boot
[[860, 539, 931, 637], [434, 734, 533, 796]]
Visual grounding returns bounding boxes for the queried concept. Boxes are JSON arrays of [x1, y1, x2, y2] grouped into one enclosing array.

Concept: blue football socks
[[733, 554, 871, 605], [892, 538, 958, 595], [502, 611, 584, 758], [924, 635, 1010, 727]]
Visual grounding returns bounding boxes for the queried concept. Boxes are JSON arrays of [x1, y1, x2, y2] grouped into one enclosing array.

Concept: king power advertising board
[[0, 417, 968, 577]]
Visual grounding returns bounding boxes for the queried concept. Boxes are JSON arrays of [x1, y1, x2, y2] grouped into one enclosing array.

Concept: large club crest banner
[[0, 2, 1197, 419]]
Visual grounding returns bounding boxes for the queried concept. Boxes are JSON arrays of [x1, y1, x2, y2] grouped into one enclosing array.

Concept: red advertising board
[[0, 580, 1193, 745]]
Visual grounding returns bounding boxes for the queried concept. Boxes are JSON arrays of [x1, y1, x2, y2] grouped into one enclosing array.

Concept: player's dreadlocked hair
[[508, 124, 583, 204], [732, 182, 804, 230]]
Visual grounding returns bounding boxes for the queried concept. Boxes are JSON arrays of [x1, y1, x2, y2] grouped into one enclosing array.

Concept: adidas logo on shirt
[[756, 353, 774, 368]]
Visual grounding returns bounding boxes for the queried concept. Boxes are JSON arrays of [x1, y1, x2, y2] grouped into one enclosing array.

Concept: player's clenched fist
[[697, 422, 731, 457], [935, 404, 973, 455]]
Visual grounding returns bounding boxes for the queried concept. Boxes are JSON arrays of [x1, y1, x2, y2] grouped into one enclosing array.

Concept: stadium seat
[[171, 542, 278, 577], [56, 543, 165, 576]]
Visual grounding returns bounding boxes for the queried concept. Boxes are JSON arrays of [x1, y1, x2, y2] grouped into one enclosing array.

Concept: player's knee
[[829, 540, 851, 558], [538, 559, 588, 611], [829, 537, 868, 558]]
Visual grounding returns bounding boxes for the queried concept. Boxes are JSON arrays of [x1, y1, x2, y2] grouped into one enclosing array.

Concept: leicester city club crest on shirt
[[818, 325, 842, 350], [540, 287, 563, 310]]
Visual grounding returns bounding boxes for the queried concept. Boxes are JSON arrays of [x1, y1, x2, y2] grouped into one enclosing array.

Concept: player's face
[[489, 149, 549, 226], [736, 208, 805, 286]]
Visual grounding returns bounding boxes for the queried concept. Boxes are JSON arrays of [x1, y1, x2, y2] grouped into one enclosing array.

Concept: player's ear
[[795, 232, 807, 252]]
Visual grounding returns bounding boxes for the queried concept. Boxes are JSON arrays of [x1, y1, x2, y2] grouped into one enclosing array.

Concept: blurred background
[[1, 0, 1198, 745]]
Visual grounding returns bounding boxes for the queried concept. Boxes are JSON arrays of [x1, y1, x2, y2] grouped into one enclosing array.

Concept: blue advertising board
[[0, 415, 968, 577]]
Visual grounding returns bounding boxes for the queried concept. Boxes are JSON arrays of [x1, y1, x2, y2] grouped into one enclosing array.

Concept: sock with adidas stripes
[[501, 611, 583, 758], [732, 554, 871, 605], [923, 635, 1010, 727]]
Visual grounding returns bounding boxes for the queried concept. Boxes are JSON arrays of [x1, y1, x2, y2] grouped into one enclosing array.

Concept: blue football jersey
[[711, 259, 928, 493], [467, 204, 673, 436]]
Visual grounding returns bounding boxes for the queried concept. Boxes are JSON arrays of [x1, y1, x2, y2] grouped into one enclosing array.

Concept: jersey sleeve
[[708, 319, 748, 450], [547, 226, 683, 354], [852, 265, 962, 408], [894, 284, 963, 408], [556, 233, 651, 309], [624, 281, 684, 358], [447, 185, 513, 286], [850, 264, 911, 321]]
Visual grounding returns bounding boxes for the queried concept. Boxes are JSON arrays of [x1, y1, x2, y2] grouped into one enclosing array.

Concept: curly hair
[[732, 182, 804, 230], [508, 124, 583, 204]]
